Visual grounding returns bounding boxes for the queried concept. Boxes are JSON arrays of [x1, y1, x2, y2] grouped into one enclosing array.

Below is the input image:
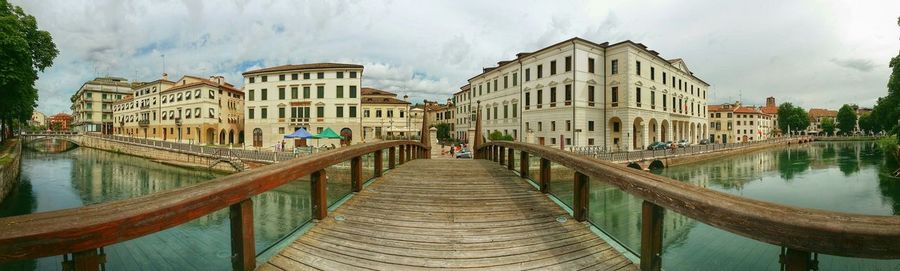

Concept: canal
[[584, 141, 900, 270]]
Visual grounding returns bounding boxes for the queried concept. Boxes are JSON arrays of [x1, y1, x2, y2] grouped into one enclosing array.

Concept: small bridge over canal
[[2, 116, 899, 271]]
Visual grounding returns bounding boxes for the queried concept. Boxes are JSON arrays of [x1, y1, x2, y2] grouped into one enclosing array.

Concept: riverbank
[[663, 138, 803, 168], [0, 139, 22, 203], [79, 136, 250, 173]]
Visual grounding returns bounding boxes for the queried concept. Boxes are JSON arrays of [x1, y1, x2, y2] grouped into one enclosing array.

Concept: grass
[[0, 138, 19, 166]]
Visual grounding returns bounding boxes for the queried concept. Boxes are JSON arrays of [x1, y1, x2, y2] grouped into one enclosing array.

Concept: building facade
[[360, 87, 412, 141], [47, 113, 73, 131], [807, 108, 837, 135], [70, 77, 132, 133], [464, 38, 709, 151], [452, 84, 472, 142], [113, 74, 244, 145], [29, 111, 46, 127], [708, 101, 775, 143], [242, 63, 363, 149]]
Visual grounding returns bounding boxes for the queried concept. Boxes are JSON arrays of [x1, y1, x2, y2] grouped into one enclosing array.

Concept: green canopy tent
[[313, 127, 343, 149]]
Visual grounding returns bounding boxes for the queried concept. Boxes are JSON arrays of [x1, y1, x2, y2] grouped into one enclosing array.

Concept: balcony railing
[[140, 104, 150, 110], [138, 120, 149, 127]]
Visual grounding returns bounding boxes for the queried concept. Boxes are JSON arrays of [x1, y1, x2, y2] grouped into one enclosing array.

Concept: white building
[[70, 77, 132, 133], [463, 37, 710, 151], [360, 87, 413, 140], [242, 63, 363, 149]]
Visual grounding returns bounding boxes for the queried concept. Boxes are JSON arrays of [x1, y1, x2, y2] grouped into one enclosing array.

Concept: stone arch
[[660, 119, 670, 142], [206, 128, 216, 145], [648, 118, 659, 143], [219, 129, 226, 145], [238, 130, 245, 145], [252, 128, 262, 147], [649, 160, 666, 170], [229, 129, 235, 144], [608, 117, 623, 151], [632, 117, 645, 150], [627, 162, 643, 170]]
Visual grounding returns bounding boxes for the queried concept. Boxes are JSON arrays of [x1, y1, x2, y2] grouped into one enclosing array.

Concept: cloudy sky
[[13, 0, 900, 115]]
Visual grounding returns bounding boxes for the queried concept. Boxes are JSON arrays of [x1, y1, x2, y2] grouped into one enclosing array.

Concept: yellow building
[[360, 87, 412, 140], [70, 77, 132, 133]]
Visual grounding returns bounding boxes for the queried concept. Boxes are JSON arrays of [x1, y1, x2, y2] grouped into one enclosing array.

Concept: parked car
[[647, 142, 668, 150], [699, 139, 710, 145], [455, 149, 472, 159], [677, 139, 690, 147]]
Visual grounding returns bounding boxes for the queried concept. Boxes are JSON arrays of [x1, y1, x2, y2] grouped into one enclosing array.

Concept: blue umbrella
[[284, 128, 313, 139]]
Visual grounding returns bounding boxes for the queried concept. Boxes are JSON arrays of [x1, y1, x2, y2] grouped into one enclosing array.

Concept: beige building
[[242, 63, 363, 149], [70, 77, 132, 133], [452, 84, 473, 142], [807, 108, 838, 135], [360, 87, 412, 140], [708, 101, 775, 143], [29, 111, 46, 127], [113, 74, 244, 145], [462, 37, 710, 151]]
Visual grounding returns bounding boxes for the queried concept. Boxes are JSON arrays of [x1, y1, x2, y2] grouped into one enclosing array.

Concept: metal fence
[[567, 137, 802, 162], [92, 134, 309, 163]]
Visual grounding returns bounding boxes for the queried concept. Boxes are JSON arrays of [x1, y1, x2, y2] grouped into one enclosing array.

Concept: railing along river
[[0, 140, 430, 271], [477, 141, 900, 271]]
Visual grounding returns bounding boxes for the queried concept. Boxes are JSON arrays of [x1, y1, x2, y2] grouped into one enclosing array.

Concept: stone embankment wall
[[662, 138, 802, 168], [79, 136, 252, 173], [0, 139, 23, 203]]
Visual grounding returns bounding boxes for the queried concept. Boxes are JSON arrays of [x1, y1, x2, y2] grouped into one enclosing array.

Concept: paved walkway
[[260, 159, 636, 270]]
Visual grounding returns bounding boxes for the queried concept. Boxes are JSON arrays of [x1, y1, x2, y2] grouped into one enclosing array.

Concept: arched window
[[252, 128, 262, 147]]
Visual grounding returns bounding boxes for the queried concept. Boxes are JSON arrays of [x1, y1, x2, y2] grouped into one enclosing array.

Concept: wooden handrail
[[478, 141, 900, 259], [0, 140, 428, 266]]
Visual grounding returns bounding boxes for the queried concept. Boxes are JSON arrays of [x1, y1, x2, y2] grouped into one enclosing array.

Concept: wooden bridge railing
[[476, 141, 900, 271], [0, 140, 429, 271]]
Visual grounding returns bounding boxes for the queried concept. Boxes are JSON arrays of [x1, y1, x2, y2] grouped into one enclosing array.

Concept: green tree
[[870, 17, 900, 134], [777, 103, 810, 134], [820, 117, 836, 135], [836, 104, 857, 134], [488, 131, 513, 141], [433, 123, 452, 141], [858, 113, 876, 134], [0, 0, 58, 140]]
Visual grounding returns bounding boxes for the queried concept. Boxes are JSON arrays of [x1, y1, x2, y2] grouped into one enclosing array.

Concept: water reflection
[[0, 147, 314, 270], [585, 141, 900, 270]]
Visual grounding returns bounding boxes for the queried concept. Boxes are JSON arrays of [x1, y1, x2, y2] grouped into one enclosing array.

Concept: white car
[[455, 149, 472, 159]]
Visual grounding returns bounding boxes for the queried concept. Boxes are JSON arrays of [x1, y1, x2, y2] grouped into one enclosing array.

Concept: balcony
[[290, 118, 310, 125], [140, 104, 150, 110], [102, 108, 112, 113], [138, 120, 149, 127]]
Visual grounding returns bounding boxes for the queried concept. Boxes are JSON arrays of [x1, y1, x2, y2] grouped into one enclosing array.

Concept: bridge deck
[[260, 159, 636, 271]]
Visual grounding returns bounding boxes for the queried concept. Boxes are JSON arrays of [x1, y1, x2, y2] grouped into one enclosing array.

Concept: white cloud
[[11, 0, 900, 115]]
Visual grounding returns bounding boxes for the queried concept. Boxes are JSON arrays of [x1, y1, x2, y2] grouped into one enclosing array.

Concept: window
[[588, 121, 595, 131], [503, 105, 508, 118], [537, 89, 543, 107], [503, 76, 508, 89], [550, 61, 557, 75], [304, 73, 310, 79], [249, 77, 255, 84], [636, 87, 642, 106], [349, 86, 357, 98], [253, 128, 262, 147], [613, 122, 620, 132], [317, 86, 324, 98], [349, 106, 357, 118], [278, 107, 285, 118], [512, 104, 517, 118], [261, 75, 268, 82], [303, 86, 310, 99], [564, 85, 572, 105], [588, 58, 595, 73], [663, 94, 667, 109], [316, 106, 324, 117], [588, 86, 595, 105], [651, 67, 655, 80], [651, 91, 656, 109], [512, 73, 518, 86], [525, 92, 530, 107], [291, 87, 298, 99], [292, 73, 298, 80], [248, 90, 255, 101], [663, 72, 667, 84], [336, 106, 344, 118], [611, 60, 618, 74], [493, 79, 498, 92], [551, 121, 556, 131], [376, 109, 382, 118], [636, 61, 641, 75], [279, 74, 285, 81], [525, 68, 531, 81], [566, 120, 571, 131], [337, 72, 344, 79], [565, 56, 572, 72], [261, 89, 267, 100], [538, 122, 543, 131], [261, 107, 267, 119], [537, 65, 543, 78], [336, 86, 344, 98], [549, 87, 556, 106], [317, 72, 324, 79], [279, 88, 285, 100], [350, 71, 357, 78], [611, 87, 619, 106]]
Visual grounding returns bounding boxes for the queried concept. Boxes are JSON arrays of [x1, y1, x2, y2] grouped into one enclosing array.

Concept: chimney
[[162, 73, 168, 81], [403, 94, 409, 101]]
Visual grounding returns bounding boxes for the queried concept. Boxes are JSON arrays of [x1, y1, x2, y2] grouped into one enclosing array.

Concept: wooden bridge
[[2, 114, 900, 270]]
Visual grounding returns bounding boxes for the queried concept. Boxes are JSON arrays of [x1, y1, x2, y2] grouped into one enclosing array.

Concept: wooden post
[[374, 150, 383, 177], [520, 151, 528, 178], [781, 248, 816, 271], [399, 145, 406, 164], [66, 248, 105, 271], [230, 199, 255, 271], [498, 146, 506, 165], [351, 156, 362, 192], [311, 170, 328, 220], [573, 172, 589, 222], [507, 148, 514, 170], [640, 201, 664, 271], [539, 158, 550, 193], [389, 147, 396, 169]]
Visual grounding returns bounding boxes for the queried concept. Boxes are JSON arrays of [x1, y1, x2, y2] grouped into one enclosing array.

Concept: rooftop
[[242, 63, 363, 76]]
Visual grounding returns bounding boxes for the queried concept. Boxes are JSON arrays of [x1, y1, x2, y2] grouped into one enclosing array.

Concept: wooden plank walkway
[[260, 159, 637, 271]]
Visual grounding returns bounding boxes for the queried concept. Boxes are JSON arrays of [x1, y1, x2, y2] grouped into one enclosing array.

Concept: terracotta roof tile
[[808, 108, 837, 118], [242, 63, 363, 75]]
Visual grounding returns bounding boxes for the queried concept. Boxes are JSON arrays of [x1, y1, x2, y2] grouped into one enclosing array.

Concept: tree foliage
[[858, 113, 876, 134], [0, 0, 58, 139], [869, 17, 900, 134], [836, 104, 857, 134], [488, 131, 513, 141], [777, 103, 810, 134], [820, 117, 836, 135], [433, 123, 452, 141]]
